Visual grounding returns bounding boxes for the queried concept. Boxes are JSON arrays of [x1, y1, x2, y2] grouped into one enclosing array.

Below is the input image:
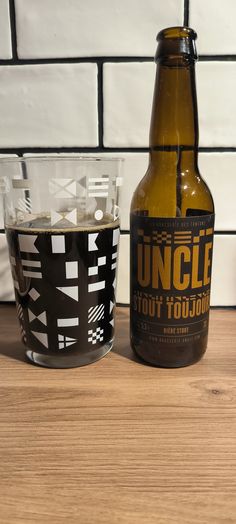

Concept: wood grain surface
[[0, 305, 236, 524]]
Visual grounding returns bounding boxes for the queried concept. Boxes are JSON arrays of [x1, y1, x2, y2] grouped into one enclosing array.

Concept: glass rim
[[0, 155, 125, 164]]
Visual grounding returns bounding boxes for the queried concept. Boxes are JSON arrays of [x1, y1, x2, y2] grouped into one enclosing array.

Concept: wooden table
[[0, 305, 236, 524]]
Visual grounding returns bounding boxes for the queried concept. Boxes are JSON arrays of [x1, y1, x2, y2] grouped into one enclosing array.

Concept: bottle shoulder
[[130, 166, 214, 217]]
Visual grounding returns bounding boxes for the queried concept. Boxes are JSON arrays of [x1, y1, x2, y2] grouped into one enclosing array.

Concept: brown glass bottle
[[130, 27, 214, 367]]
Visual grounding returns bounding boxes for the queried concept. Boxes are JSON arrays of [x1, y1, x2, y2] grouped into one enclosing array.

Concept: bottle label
[[130, 214, 215, 346]]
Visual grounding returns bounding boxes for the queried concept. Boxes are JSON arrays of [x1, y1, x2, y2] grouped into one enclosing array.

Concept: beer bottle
[[130, 27, 214, 367]]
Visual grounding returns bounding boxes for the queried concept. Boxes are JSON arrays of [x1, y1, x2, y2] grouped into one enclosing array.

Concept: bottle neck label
[[130, 213, 215, 345]]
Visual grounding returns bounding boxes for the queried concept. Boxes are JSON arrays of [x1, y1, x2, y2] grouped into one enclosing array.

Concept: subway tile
[[0, 0, 12, 59], [117, 234, 130, 305], [211, 235, 236, 306], [0, 234, 14, 301], [104, 61, 236, 148], [0, 155, 20, 229], [103, 62, 155, 147], [0, 64, 98, 147], [190, 0, 236, 55], [116, 234, 236, 306], [15, 0, 184, 58], [197, 62, 236, 147], [199, 153, 236, 231]]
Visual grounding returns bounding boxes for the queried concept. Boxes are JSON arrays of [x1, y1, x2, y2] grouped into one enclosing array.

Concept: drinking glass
[[1, 156, 123, 368]]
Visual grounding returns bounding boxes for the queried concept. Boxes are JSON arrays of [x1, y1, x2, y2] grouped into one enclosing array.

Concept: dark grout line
[[215, 230, 236, 235], [8, 0, 18, 60], [1, 54, 236, 67], [117, 303, 129, 308], [97, 62, 104, 148], [0, 147, 150, 154], [211, 305, 236, 309], [2, 147, 236, 155], [199, 147, 236, 152], [0, 56, 155, 66], [199, 55, 236, 61], [184, 0, 190, 27]]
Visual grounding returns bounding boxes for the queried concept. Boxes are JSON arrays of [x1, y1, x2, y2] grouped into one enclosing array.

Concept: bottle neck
[[149, 57, 199, 167]]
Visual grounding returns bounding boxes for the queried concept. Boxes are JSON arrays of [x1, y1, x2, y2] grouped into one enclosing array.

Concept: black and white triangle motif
[[56, 286, 79, 301], [31, 331, 48, 348], [28, 308, 47, 326], [58, 334, 78, 349]]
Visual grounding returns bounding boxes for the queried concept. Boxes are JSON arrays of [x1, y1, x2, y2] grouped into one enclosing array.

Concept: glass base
[[26, 341, 113, 369]]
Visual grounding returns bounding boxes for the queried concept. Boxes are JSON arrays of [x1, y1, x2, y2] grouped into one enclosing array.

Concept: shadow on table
[[112, 341, 153, 367], [111, 308, 153, 366], [0, 340, 29, 364], [112, 342, 138, 362]]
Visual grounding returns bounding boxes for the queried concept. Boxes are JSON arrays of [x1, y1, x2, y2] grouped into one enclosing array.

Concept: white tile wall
[[0, 155, 19, 229], [15, 0, 184, 58], [0, 64, 98, 147], [0, 0, 12, 59], [211, 235, 236, 306], [0, 234, 14, 301], [116, 234, 236, 306], [117, 235, 130, 305], [190, 0, 236, 55], [104, 61, 236, 148], [199, 153, 236, 231], [103, 62, 155, 147], [197, 62, 236, 147], [0, 199, 3, 230]]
